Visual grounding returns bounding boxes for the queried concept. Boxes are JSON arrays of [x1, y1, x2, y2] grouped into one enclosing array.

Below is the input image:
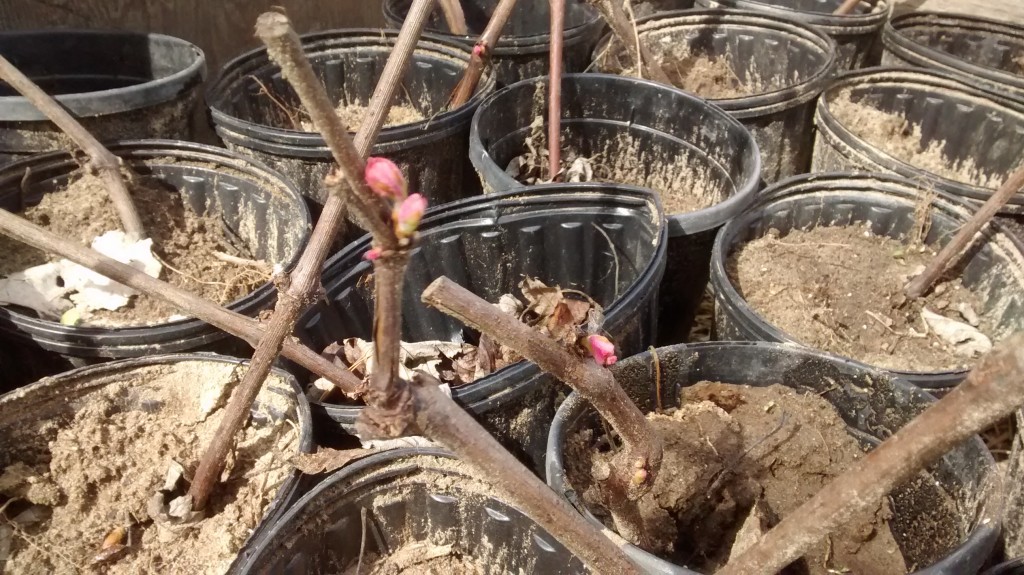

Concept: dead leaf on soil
[[921, 307, 993, 358], [290, 448, 381, 475]]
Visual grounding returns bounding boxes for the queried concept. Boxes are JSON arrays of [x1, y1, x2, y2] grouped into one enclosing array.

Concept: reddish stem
[[548, 0, 565, 180]]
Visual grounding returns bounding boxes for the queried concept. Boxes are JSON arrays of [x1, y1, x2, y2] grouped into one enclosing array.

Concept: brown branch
[[408, 373, 642, 574], [0, 207, 365, 395], [905, 166, 1024, 299], [833, 0, 862, 15], [548, 0, 565, 180], [187, 7, 432, 510], [585, 0, 671, 85], [718, 331, 1024, 575], [0, 55, 145, 241], [449, 0, 519, 108], [438, 0, 469, 35]]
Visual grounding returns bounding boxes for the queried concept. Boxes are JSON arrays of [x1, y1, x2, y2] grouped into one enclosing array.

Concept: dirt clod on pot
[[0, 361, 299, 575], [0, 170, 272, 327], [566, 381, 956, 573], [727, 224, 998, 372]]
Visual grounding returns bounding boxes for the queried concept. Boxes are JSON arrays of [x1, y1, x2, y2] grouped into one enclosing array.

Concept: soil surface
[[0, 170, 270, 327], [659, 54, 751, 99], [728, 224, 997, 372], [568, 382, 912, 574], [829, 95, 999, 189], [0, 361, 299, 574], [301, 102, 425, 132]]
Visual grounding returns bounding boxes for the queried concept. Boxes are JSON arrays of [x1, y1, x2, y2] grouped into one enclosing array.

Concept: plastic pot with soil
[[882, 12, 1024, 104], [709, 171, 1024, 392], [592, 9, 837, 183], [206, 29, 495, 217], [383, 0, 604, 88], [0, 30, 206, 166], [812, 67, 1024, 214], [469, 73, 761, 344], [694, 0, 889, 70], [294, 184, 666, 471], [0, 353, 315, 573], [546, 341, 1003, 574], [0, 140, 311, 382], [232, 447, 589, 574]]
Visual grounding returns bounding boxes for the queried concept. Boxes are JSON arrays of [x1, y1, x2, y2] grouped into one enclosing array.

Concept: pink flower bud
[[363, 247, 382, 261], [365, 157, 407, 200], [393, 193, 427, 239], [585, 334, 617, 366]]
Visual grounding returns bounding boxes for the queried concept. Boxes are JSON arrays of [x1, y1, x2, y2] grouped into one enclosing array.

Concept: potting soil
[[300, 102, 426, 132], [0, 170, 271, 327], [339, 548, 486, 575], [567, 381, 961, 573], [0, 361, 298, 574], [728, 224, 998, 372]]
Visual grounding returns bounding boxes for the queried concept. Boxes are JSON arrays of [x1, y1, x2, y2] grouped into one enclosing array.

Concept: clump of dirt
[[340, 547, 485, 574], [0, 361, 299, 575], [728, 224, 998, 372], [0, 170, 271, 327], [567, 382, 920, 574], [829, 94, 1000, 189], [299, 102, 426, 132]]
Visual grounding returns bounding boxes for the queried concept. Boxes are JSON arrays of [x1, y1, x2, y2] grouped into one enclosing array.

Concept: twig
[[650, 345, 662, 413], [0, 208, 364, 396], [438, 0, 469, 35], [357, 507, 369, 575], [0, 55, 146, 241], [905, 166, 1024, 299], [548, 0, 565, 180], [584, 0, 671, 84], [718, 331, 1024, 575], [448, 0, 519, 108], [833, 0, 862, 15]]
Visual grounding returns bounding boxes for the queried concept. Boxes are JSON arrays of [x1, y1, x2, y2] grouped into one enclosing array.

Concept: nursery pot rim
[[883, 12, 1024, 96], [709, 170, 1022, 385], [0, 139, 311, 343], [0, 28, 206, 121], [205, 28, 495, 149], [593, 8, 839, 115], [314, 182, 667, 416], [699, 0, 891, 30], [816, 66, 1024, 203], [545, 340, 1003, 575], [468, 72, 761, 237]]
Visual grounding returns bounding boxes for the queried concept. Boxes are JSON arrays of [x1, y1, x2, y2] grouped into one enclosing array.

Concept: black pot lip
[[0, 29, 206, 121], [883, 12, 1024, 95], [592, 8, 839, 114], [205, 28, 496, 149], [469, 73, 761, 236], [816, 66, 1024, 201], [700, 0, 891, 30], [708, 170, 1024, 385], [0, 139, 311, 342], [314, 183, 668, 417], [545, 340, 1002, 575], [381, 0, 604, 51]]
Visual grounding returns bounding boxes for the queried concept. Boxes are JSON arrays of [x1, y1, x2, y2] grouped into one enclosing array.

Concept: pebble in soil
[[0, 170, 271, 327], [0, 361, 300, 575], [567, 381, 963, 574], [727, 223, 999, 372]]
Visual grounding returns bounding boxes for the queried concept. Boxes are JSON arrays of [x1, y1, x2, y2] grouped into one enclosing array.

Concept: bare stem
[[905, 166, 1024, 299], [719, 332, 1024, 575], [409, 373, 642, 574], [585, 0, 671, 84], [0, 55, 145, 241], [449, 0, 519, 108], [438, 0, 469, 35], [548, 0, 565, 180], [833, 0, 862, 15]]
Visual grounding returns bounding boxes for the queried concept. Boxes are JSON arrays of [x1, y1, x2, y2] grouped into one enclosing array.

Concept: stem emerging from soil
[[0, 55, 146, 241], [904, 166, 1024, 299], [718, 332, 1024, 575], [438, 0, 469, 35], [833, 0, 862, 15], [449, 0, 519, 107], [585, 0, 671, 84], [548, 0, 565, 180]]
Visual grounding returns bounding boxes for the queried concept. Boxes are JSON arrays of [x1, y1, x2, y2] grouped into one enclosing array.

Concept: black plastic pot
[[0, 140, 311, 375], [634, 0, 697, 17], [593, 9, 837, 183], [0, 30, 205, 166], [709, 172, 1024, 391], [293, 185, 667, 472], [469, 73, 761, 343], [812, 67, 1024, 215], [982, 557, 1024, 575], [882, 13, 1024, 104], [231, 447, 587, 574], [383, 0, 604, 87], [207, 29, 495, 217], [0, 353, 315, 571], [1004, 411, 1024, 561], [546, 341, 1004, 574], [694, 0, 889, 70]]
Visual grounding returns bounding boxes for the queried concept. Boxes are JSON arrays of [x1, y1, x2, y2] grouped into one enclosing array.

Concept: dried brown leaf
[[289, 448, 380, 475]]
